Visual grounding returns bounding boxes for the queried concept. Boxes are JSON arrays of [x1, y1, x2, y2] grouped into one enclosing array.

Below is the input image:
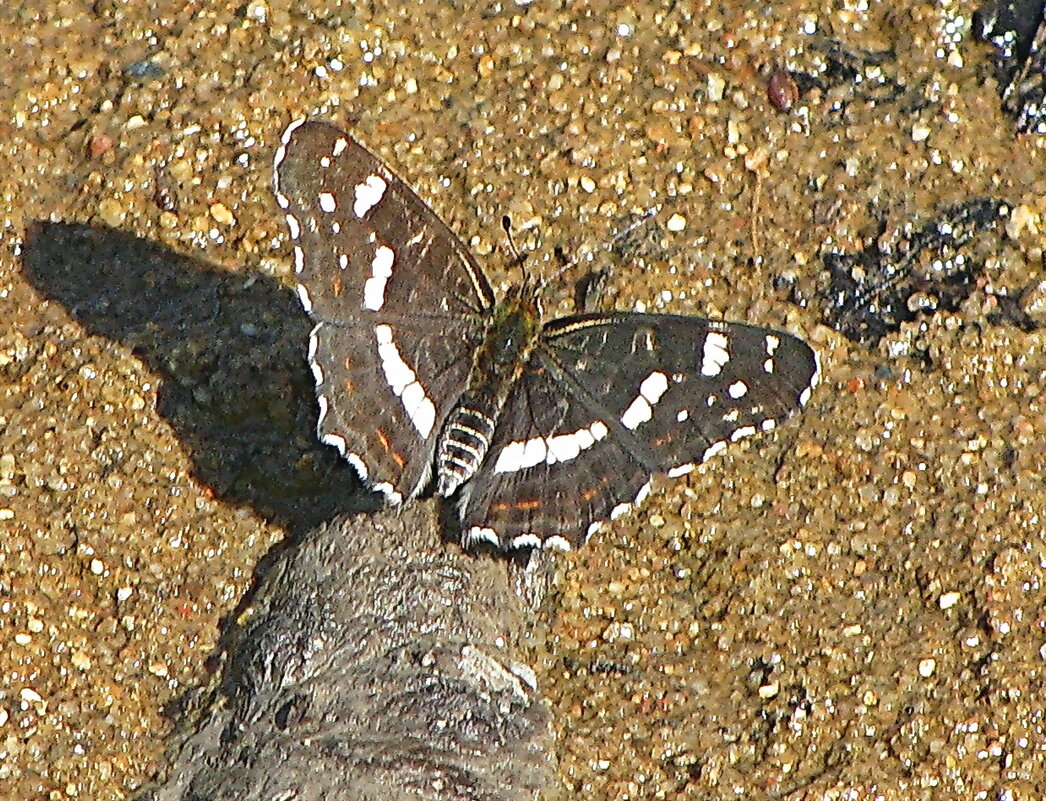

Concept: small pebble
[[89, 133, 114, 159], [767, 68, 799, 112], [97, 198, 126, 227], [20, 687, 43, 705], [210, 202, 236, 226]]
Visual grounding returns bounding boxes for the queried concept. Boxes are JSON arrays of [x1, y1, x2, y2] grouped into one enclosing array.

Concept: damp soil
[[1, 1, 1044, 799]]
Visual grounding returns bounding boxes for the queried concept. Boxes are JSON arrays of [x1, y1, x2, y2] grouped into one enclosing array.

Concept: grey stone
[[140, 502, 557, 801]]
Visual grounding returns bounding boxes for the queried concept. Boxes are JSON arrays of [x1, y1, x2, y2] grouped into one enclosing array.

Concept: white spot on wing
[[731, 425, 757, 442], [466, 526, 499, 547], [309, 359, 324, 386], [293, 245, 304, 273], [273, 120, 305, 201], [667, 463, 695, 478], [633, 480, 651, 507], [363, 245, 395, 311], [281, 118, 306, 146], [318, 192, 337, 213], [411, 399, 436, 439], [765, 334, 780, 355], [509, 533, 542, 550], [373, 323, 436, 438], [544, 535, 572, 552], [374, 482, 402, 504], [296, 283, 313, 313], [332, 137, 348, 157], [400, 381, 425, 412], [620, 395, 652, 430], [285, 213, 301, 240], [354, 174, 388, 218], [494, 438, 547, 473], [621, 370, 669, 430], [701, 331, 729, 376], [308, 323, 321, 360], [320, 431, 347, 456], [728, 380, 748, 399], [640, 371, 669, 403], [400, 382, 435, 437], [546, 433, 581, 463], [702, 441, 728, 461], [493, 421, 608, 474], [345, 452, 368, 480]]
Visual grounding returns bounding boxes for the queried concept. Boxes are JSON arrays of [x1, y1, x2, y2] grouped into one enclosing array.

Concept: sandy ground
[[1, 0, 1043, 799]]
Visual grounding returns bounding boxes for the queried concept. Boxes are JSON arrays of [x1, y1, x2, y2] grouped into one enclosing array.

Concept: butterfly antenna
[[501, 215, 529, 282], [548, 204, 662, 285]]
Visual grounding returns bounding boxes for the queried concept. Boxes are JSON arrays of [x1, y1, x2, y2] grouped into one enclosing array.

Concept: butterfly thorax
[[435, 281, 543, 497]]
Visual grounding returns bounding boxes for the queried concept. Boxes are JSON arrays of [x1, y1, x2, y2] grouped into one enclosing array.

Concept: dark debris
[[975, 0, 1046, 133], [820, 198, 1005, 344]]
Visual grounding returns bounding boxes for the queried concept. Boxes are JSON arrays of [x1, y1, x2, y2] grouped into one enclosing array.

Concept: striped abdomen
[[436, 403, 497, 497]]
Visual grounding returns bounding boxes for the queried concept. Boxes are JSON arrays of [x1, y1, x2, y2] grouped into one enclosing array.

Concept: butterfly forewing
[[274, 120, 494, 499], [540, 313, 818, 477]]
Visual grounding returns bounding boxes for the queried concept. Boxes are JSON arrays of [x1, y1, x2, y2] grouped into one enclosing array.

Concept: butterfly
[[273, 120, 819, 551]]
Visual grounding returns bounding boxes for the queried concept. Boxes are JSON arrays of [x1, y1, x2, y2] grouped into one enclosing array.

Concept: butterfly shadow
[[21, 221, 377, 538]]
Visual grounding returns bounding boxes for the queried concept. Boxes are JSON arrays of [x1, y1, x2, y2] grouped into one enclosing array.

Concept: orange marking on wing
[[332, 276, 343, 296], [493, 498, 542, 512], [374, 430, 405, 467]]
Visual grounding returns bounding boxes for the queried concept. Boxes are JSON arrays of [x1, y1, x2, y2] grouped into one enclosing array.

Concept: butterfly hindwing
[[274, 121, 494, 499], [456, 356, 654, 549], [460, 314, 818, 548], [308, 318, 485, 499]]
